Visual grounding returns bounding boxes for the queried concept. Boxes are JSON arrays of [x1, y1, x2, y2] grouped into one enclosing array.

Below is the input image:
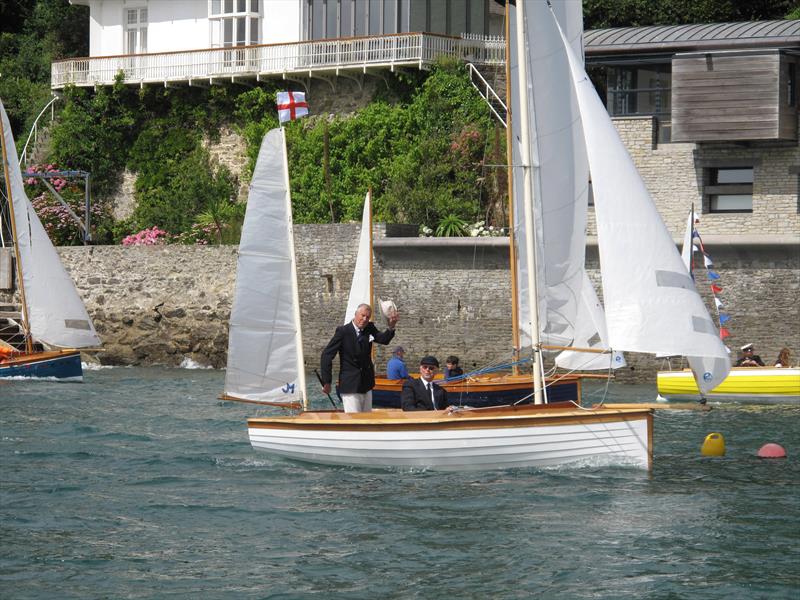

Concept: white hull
[[248, 407, 652, 471]]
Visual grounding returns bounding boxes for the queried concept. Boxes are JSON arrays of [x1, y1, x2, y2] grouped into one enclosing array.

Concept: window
[[209, 0, 260, 47], [125, 8, 148, 54], [605, 63, 671, 142], [707, 167, 754, 213]]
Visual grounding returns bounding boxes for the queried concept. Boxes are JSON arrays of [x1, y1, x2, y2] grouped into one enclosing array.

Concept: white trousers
[[341, 391, 372, 413]]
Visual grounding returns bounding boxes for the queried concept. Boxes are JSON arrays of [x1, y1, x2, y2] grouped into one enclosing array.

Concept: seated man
[[735, 343, 765, 367], [444, 355, 464, 378], [401, 355, 451, 411], [386, 345, 410, 379]]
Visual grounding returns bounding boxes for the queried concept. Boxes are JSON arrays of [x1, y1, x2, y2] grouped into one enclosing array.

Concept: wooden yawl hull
[[372, 373, 581, 408], [657, 367, 800, 403], [0, 349, 83, 381], [248, 404, 653, 470]]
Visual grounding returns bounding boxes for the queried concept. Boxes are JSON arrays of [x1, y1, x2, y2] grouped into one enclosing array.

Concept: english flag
[[277, 91, 308, 123]]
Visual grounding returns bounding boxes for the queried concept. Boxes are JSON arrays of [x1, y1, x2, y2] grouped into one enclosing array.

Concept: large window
[[605, 63, 671, 142], [707, 167, 754, 213], [210, 0, 260, 47], [125, 7, 148, 54]]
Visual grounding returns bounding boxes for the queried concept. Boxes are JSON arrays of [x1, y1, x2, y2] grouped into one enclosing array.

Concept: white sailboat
[[657, 209, 799, 403], [243, 1, 666, 471], [0, 99, 101, 381]]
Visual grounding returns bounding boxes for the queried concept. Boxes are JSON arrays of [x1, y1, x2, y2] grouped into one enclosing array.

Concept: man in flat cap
[[735, 343, 765, 367], [401, 355, 452, 411]]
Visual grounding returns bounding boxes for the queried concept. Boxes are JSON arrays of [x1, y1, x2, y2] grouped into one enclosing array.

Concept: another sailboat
[[657, 209, 800, 403], [0, 99, 101, 381]]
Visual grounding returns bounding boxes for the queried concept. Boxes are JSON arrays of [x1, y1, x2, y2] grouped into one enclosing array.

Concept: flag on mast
[[277, 91, 309, 123]]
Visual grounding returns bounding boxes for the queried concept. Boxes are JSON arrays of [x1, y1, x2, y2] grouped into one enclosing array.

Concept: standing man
[[386, 346, 410, 380], [401, 355, 451, 411], [320, 303, 398, 413]]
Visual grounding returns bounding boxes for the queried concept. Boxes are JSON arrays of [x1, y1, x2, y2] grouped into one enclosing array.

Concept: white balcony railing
[[51, 33, 505, 89]]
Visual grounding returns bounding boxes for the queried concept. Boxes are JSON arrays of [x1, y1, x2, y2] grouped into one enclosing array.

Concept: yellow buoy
[[701, 432, 726, 456]]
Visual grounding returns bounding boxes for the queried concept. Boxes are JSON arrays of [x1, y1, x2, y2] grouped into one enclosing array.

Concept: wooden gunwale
[[1, 349, 80, 366], [248, 406, 653, 431]]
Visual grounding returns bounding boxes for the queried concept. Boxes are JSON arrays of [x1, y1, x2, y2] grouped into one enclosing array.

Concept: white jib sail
[[556, 272, 626, 370], [344, 190, 371, 324], [553, 16, 731, 394], [224, 127, 306, 404], [509, 0, 588, 349], [0, 100, 101, 349]]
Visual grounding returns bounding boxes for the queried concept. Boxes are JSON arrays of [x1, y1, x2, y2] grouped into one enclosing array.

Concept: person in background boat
[[386, 346, 410, 380], [443, 355, 464, 379], [401, 355, 453, 412], [735, 343, 765, 367], [320, 303, 398, 413], [774, 347, 792, 368]]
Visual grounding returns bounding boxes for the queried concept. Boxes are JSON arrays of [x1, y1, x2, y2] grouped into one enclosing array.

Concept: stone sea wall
[[3, 231, 791, 384]]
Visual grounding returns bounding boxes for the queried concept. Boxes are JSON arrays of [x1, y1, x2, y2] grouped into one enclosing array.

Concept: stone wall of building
[[1, 231, 795, 385], [591, 116, 800, 239]]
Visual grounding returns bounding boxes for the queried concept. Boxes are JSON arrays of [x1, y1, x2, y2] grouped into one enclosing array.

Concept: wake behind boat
[[0, 99, 101, 381]]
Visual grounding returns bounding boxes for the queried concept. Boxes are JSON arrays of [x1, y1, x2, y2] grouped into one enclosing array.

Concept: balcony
[[51, 33, 505, 90]]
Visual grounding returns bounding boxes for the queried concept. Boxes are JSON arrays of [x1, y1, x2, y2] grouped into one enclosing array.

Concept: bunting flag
[[276, 91, 309, 123], [691, 216, 731, 343]]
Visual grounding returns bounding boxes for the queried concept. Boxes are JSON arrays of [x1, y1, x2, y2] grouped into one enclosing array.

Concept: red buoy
[[757, 443, 787, 459]]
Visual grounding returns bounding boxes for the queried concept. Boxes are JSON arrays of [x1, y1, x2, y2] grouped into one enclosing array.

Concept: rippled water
[[1, 367, 798, 599]]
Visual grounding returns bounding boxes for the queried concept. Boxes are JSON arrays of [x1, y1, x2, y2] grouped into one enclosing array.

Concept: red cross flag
[[277, 91, 309, 123]]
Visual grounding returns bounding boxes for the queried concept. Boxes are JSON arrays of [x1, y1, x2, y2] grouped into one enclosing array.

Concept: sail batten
[[0, 100, 100, 349]]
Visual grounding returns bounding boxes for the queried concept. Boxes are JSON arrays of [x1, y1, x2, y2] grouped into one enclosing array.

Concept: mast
[[514, 0, 545, 404], [505, 0, 520, 375], [0, 109, 33, 353], [281, 127, 308, 409]]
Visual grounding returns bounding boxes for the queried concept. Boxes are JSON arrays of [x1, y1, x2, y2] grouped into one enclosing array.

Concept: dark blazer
[[320, 322, 395, 394], [401, 378, 449, 411]]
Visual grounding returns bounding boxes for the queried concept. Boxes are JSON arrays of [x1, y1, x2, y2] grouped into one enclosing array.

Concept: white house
[[70, 0, 302, 56]]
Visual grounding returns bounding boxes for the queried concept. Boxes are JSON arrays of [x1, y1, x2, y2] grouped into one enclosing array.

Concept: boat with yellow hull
[[657, 367, 800, 403]]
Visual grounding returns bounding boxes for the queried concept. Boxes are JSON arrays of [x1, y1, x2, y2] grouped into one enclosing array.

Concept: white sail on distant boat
[[657, 209, 799, 403], [242, 1, 656, 471], [343, 190, 372, 324], [0, 98, 100, 381]]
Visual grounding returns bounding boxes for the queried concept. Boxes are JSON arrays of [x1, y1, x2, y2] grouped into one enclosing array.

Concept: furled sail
[[0, 100, 101, 349], [344, 190, 372, 324], [509, 0, 587, 349], [224, 127, 306, 404], [553, 16, 731, 393]]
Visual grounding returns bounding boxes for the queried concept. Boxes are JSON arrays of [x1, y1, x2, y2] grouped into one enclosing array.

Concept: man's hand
[[387, 310, 400, 329], [322, 383, 331, 394]]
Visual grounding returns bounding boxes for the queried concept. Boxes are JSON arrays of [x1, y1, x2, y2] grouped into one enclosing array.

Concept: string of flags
[[690, 216, 732, 346], [277, 91, 308, 123]]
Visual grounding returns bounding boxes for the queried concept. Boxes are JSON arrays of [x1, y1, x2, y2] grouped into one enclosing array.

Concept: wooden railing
[[51, 33, 505, 89]]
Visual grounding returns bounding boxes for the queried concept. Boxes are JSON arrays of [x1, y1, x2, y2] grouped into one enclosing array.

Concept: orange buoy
[[701, 432, 725, 456], [757, 443, 787, 459]]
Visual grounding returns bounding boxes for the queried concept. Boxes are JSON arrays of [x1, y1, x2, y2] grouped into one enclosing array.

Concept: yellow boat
[[657, 367, 800, 403]]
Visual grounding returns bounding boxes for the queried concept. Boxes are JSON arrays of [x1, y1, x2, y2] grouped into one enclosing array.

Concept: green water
[[1, 367, 798, 599]]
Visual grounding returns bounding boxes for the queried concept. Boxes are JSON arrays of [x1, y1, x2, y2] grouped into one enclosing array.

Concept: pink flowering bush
[[121, 227, 170, 246]]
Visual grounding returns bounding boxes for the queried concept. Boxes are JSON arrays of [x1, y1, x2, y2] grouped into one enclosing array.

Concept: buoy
[[757, 443, 787, 459], [701, 432, 725, 456]]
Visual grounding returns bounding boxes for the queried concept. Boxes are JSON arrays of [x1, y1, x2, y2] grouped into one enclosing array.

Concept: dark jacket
[[320, 322, 395, 393], [401, 378, 450, 411]]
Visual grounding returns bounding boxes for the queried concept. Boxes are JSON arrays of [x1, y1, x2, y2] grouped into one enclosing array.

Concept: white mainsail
[[343, 190, 372, 324], [0, 99, 101, 349], [509, 0, 587, 349], [224, 127, 307, 405], [553, 13, 731, 394]]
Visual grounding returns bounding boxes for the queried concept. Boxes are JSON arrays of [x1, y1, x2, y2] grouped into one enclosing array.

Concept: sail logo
[[282, 383, 295, 394], [703, 372, 713, 381]]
